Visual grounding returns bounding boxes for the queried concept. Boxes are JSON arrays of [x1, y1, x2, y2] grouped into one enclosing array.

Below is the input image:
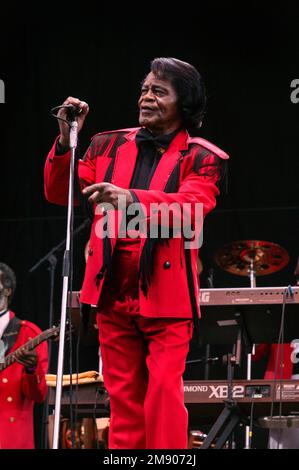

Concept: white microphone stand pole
[[52, 116, 78, 449]]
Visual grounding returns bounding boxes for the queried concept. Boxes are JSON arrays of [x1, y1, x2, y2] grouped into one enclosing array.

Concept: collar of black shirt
[[136, 127, 180, 154]]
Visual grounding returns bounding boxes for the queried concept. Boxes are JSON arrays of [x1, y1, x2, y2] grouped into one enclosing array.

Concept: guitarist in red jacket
[[44, 57, 229, 449], [0, 263, 48, 449]]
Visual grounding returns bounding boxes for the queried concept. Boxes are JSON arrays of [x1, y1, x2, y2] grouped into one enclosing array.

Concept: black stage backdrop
[[0, 6, 299, 448]]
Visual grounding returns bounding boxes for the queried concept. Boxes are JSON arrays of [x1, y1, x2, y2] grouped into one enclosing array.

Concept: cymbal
[[214, 240, 289, 276]]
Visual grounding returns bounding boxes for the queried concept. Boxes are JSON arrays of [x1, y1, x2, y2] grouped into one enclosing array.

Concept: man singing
[[44, 57, 228, 449]]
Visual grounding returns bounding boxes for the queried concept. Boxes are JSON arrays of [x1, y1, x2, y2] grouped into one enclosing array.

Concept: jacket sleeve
[[44, 136, 95, 205], [21, 340, 49, 403], [130, 153, 221, 231]]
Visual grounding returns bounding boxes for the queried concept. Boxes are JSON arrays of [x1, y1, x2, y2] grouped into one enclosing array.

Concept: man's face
[[0, 272, 10, 310], [138, 72, 182, 135], [0, 274, 6, 310]]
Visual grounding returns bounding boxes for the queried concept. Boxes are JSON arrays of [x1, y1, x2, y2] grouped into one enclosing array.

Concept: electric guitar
[[0, 325, 60, 372]]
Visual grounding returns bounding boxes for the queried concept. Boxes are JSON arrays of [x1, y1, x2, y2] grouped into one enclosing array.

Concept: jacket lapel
[[110, 128, 189, 191], [149, 129, 188, 191], [2, 313, 22, 354], [110, 139, 138, 188]]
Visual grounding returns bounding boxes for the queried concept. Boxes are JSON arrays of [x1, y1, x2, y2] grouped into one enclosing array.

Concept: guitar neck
[[0, 331, 50, 372]]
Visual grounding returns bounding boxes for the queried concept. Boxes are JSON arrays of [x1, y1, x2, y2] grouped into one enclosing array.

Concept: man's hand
[[15, 348, 38, 370], [82, 183, 133, 209], [58, 96, 89, 148]]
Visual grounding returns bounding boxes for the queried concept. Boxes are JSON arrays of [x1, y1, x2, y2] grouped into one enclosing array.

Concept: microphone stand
[[29, 253, 56, 449], [28, 219, 89, 448], [52, 114, 78, 449], [244, 259, 256, 449], [205, 267, 214, 380]]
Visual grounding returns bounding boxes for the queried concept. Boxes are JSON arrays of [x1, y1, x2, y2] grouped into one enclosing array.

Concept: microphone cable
[[51, 104, 83, 127]]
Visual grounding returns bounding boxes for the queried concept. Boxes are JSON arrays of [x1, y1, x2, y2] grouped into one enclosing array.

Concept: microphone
[[64, 104, 83, 121], [51, 104, 83, 121]]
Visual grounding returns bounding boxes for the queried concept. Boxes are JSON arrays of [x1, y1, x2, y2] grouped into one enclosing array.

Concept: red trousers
[[96, 239, 193, 449]]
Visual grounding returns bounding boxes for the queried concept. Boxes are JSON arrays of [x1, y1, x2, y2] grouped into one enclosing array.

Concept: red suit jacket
[[0, 312, 48, 449], [252, 343, 293, 379], [44, 127, 229, 318]]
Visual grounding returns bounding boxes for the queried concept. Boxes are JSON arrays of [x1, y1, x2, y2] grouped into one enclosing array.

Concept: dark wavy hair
[[0, 263, 16, 304], [150, 57, 207, 132]]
